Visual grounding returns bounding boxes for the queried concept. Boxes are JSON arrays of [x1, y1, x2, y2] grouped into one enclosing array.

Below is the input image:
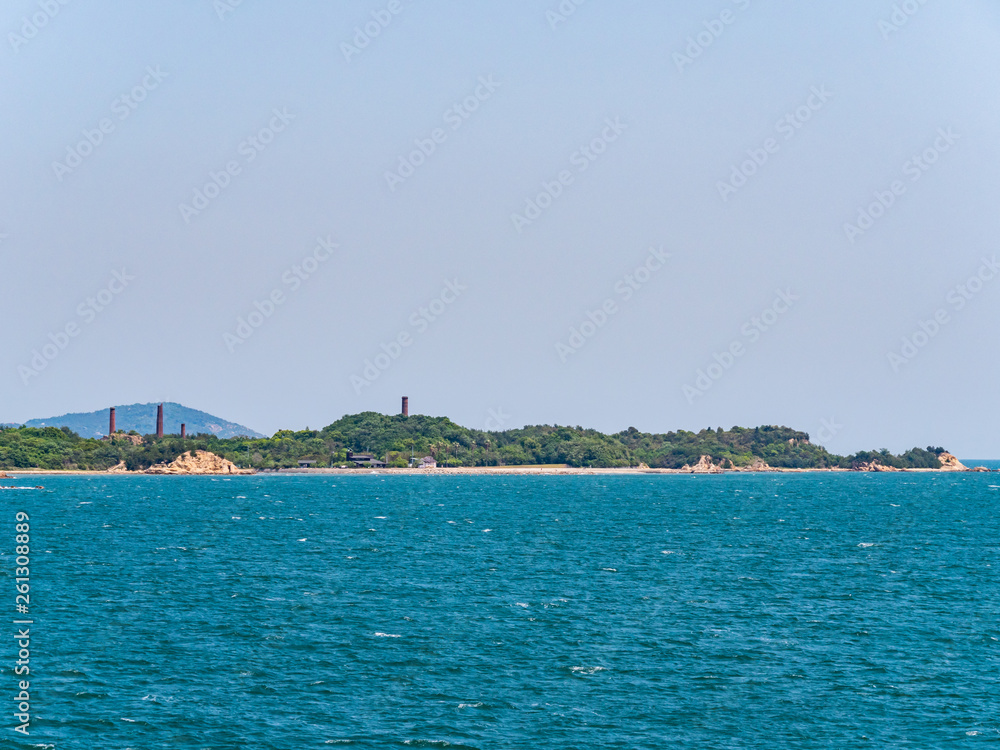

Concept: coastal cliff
[[937, 453, 968, 472]]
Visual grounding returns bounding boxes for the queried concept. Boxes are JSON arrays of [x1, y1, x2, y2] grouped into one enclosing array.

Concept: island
[[0, 410, 990, 474]]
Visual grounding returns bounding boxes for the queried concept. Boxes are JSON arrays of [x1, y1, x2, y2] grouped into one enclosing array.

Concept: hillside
[[0, 411, 951, 472], [22, 402, 263, 439]]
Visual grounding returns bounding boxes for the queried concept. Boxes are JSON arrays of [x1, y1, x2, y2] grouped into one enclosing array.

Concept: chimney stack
[[156, 404, 164, 438], [401, 396, 409, 417], [109, 407, 116, 436], [181, 423, 186, 439]]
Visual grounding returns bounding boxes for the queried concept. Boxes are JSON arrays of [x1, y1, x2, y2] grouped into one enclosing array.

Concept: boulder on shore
[[145, 450, 253, 475], [107, 461, 129, 474], [852, 460, 901, 472], [684, 455, 725, 474]]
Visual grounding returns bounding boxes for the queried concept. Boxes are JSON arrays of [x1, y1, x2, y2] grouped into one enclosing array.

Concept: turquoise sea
[[4, 472, 1000, 748]]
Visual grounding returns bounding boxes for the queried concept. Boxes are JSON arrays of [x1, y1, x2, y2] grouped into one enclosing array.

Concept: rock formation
[[852, 460, 902, 472], [104, 433, 144, 446], [107, 461, 129, 473], [145, 450, 253, 475], [684, 455, 725, 474], [937, 453, 967, 472]]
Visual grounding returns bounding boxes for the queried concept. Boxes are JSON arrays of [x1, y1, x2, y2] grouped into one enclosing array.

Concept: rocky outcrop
[[937, 453, 967, 472], [0, 471, 9, 479], [145, 450, 253, 475], [852, 460, 902, 472], [684, 455, 725, 474], [104, 433, 144, 446], [745, 458, 774, 472], [107, 461, 129, 473], [971, 466, 993, 472]]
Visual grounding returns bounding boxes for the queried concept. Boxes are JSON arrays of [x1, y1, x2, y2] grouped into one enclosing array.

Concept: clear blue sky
[[3, 0, 999, 457]]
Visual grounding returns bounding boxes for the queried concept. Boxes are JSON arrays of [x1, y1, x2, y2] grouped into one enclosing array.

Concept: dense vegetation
[[0, 413, 948, 471]]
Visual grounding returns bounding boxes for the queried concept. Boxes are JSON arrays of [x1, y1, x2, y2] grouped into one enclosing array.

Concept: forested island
[[0, 411, 953, 471]]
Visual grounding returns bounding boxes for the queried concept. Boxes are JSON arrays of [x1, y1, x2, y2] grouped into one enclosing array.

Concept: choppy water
[[4, 473, 1000, 748]]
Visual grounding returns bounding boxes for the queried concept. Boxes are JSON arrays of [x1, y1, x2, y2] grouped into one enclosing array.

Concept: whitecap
[[858, 543, 875, 548], [661, 550, 676, 555], [458, 702, 483, 709], [570, 666, 606, 674], [373, 632, 401, 638], [374, 516, 386, 519], [297, 538, 307, 542], [483, 529, 492, 532], [515, 602, 529, 608], [601, 568, 617, 572], [231, 516, 242, 520]]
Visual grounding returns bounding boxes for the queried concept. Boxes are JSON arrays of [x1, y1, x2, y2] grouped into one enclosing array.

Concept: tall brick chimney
[[401, 396, 409, 417], [109, 407, 116, 435], [181, 423, 186, 439], [156, 404, 164, 438]]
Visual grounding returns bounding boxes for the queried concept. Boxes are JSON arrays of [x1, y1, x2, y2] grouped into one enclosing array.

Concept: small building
[[347, 451, 386, 468], [417, 456, 437, 469], [297, 459, 317, 469]]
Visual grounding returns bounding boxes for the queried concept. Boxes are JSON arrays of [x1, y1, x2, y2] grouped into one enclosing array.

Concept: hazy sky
[[3, 0, 999, 457]]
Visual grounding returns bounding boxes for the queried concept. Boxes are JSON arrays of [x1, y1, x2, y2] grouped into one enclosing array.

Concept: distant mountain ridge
[[22, 402, 263, 439]]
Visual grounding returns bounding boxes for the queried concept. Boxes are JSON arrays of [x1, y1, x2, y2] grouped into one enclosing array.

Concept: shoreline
[[2, 465, 993, 477]]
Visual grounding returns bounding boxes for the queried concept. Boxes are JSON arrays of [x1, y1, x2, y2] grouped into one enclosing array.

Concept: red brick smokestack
[[109, 407, 116, 435], [156, 404, 164, 438], [402, 396, 409, 417], [181, 423, 186, 439]]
